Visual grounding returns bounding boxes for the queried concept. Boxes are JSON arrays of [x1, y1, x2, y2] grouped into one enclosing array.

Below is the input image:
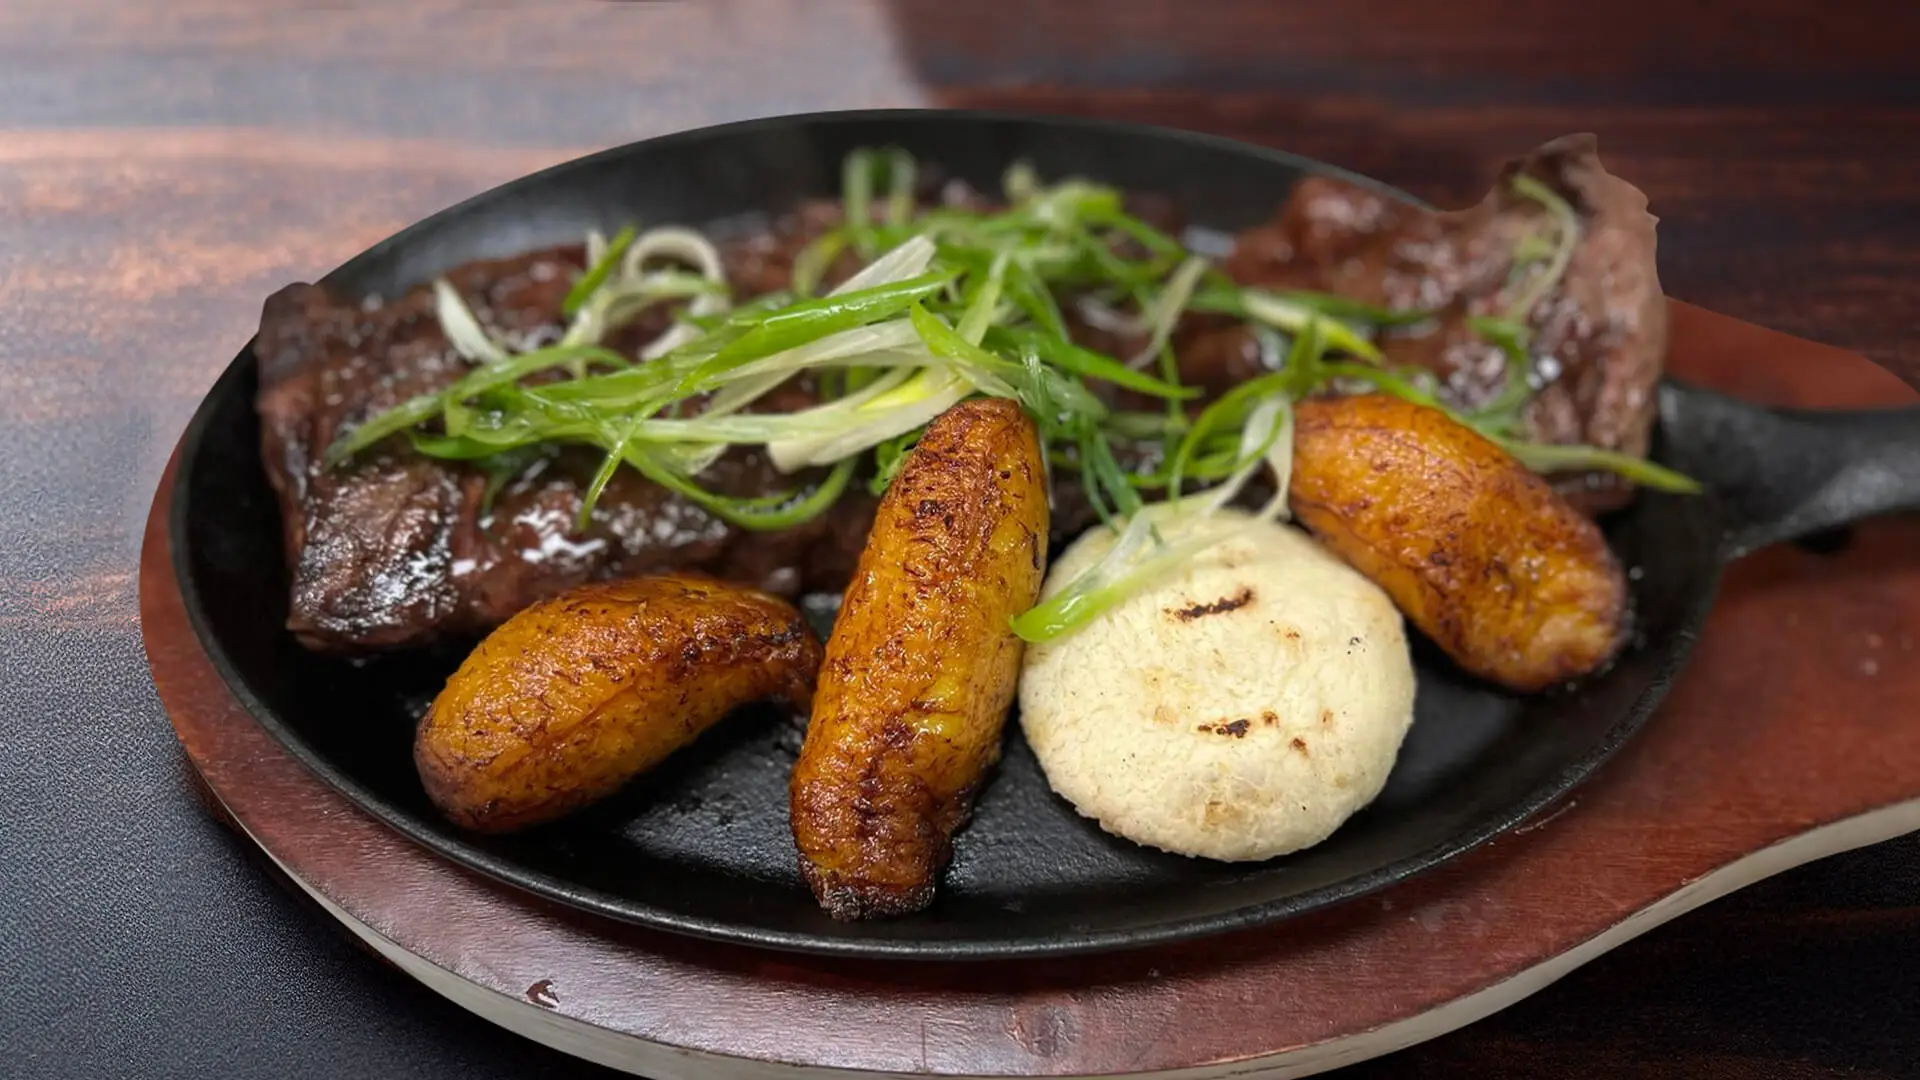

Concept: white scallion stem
[[1075, 296, 1141, 337], [700, 324, 933, 417], [1128, 257, 1208, 369], [1205, 395, 1288, 515], [1019, 385, 1297, 644], [831, 234, 936, 295], [622, 226, 724, 281], [1014, 500, 1254, 643], [766, 368, 968, 472], [639, 307, 718, 361], [433, 279, 509, 364], [636, 366, 921, 448], [1002, 161, 1040, 204], [1255, 397, 1296, 522], [676, 236, 941, 399], [625, 228, 730, 361], [957, 252, 1009, 345], [661, 442, 728, 475], [1504, 174, 1582, 326], [725, 321, 923, 383], [1239, 291, 1382, 362], [563, 272, 718, 350]]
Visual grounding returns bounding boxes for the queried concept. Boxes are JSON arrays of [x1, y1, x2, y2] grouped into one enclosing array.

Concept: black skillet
[[169, 109, 1920, 961]]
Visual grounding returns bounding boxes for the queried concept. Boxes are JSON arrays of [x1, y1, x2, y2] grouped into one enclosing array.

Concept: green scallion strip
[[1505, 173, 1581, 325], [987, 327, 1196, 401], [1082, 205, 1186, 259], [957, 252, 1009, 345], [451, 344, 630, 402], [1074, 432, 1119, 528], [868, 427, 924, 496], [624, 449, 859, 531], [1188, 283, 1382, 362], [576, 413, 661, 531], [1494, 439, 1704, 494], [1100, 410, 1184, 440], [883, 148, 917, 228], [791, 228, 848, 298], [1002, 258, 1070, 340], [326, 395, 446, 465], [1081, 425, 1145, 518], [680, 269, 956, 391], [1008, 506, 1227, 643], [1129, 256, 1208, 368], [1268, 290, 1438, 328], [1513, 232, 1556, 263], [1465, 315, 1534, 432], [843, 148, 876, 257], [1165, 372, 1294, 500], [562, 224, 636, 317], [1003, 160, 1040, 204], [408, 428, 543, 460], [1458, 173, 1584, 425], [907, 312, 1018, 406], [1155, 339, 1184, 431], [1316, 361, 1448, 411], [324, 344, 628, 465]]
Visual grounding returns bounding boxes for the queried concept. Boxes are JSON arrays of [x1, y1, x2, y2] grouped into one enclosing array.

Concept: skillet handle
[[1657, 381, 1920, 560]]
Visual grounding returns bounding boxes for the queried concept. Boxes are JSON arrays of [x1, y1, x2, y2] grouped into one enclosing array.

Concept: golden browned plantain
[[416, 573, 820, 833], [1289, 394, 1628, 692], [790, 397, 1050, 919]]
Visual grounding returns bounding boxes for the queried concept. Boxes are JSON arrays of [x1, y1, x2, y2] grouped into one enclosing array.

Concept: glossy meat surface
[[254, 232, 876, 655]]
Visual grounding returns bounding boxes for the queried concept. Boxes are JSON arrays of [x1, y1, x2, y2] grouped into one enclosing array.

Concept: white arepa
[[1018, 509, 1417, 861]]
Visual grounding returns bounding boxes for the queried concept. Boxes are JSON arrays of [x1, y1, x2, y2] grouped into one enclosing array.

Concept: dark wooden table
[[3, 4, 1916, 1078]]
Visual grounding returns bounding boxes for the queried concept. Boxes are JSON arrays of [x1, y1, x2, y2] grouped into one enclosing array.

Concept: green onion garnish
[[563, 224, 636, 317], [322, 148, 1698, 644]]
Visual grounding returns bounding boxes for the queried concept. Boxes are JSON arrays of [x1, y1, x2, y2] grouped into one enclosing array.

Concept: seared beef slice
[[1219, 135, 1667, 512], [254, 238, 871, 655]]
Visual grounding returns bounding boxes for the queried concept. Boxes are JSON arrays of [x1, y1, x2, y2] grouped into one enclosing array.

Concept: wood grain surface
[[8, 3, 1920, 1079]]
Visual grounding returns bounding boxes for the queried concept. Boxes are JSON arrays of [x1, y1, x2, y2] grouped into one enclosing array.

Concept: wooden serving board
[[141, 302, 1920, 1080]]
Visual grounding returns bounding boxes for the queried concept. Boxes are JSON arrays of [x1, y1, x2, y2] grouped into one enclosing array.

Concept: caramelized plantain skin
[[790, 397, 1050, 919], [1289, 394, 1628, 692], [416, 573, 820, 833]]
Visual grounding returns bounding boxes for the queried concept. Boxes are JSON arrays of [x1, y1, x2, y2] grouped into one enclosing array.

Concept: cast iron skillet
[[169, 109, 1920, 961]]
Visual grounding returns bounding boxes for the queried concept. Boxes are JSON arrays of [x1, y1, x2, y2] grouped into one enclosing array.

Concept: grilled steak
[[1193, 134, 1667, 512], [255, 216, 877, 656]]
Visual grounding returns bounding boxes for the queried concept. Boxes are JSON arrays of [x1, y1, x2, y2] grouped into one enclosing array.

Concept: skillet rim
[[167, 107, 1722, 961]]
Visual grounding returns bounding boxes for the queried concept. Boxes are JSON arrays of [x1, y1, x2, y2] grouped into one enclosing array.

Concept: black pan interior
[[172, 111, 1724, 960]]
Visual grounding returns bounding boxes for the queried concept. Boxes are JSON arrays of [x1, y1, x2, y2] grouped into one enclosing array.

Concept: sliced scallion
[[563, 224, 637, 318]]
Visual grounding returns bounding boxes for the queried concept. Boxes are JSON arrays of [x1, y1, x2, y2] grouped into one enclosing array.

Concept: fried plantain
[[416, 573, 820, 832], [790, 397, 1050, 919], [1289, 393, 1628, 692]]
